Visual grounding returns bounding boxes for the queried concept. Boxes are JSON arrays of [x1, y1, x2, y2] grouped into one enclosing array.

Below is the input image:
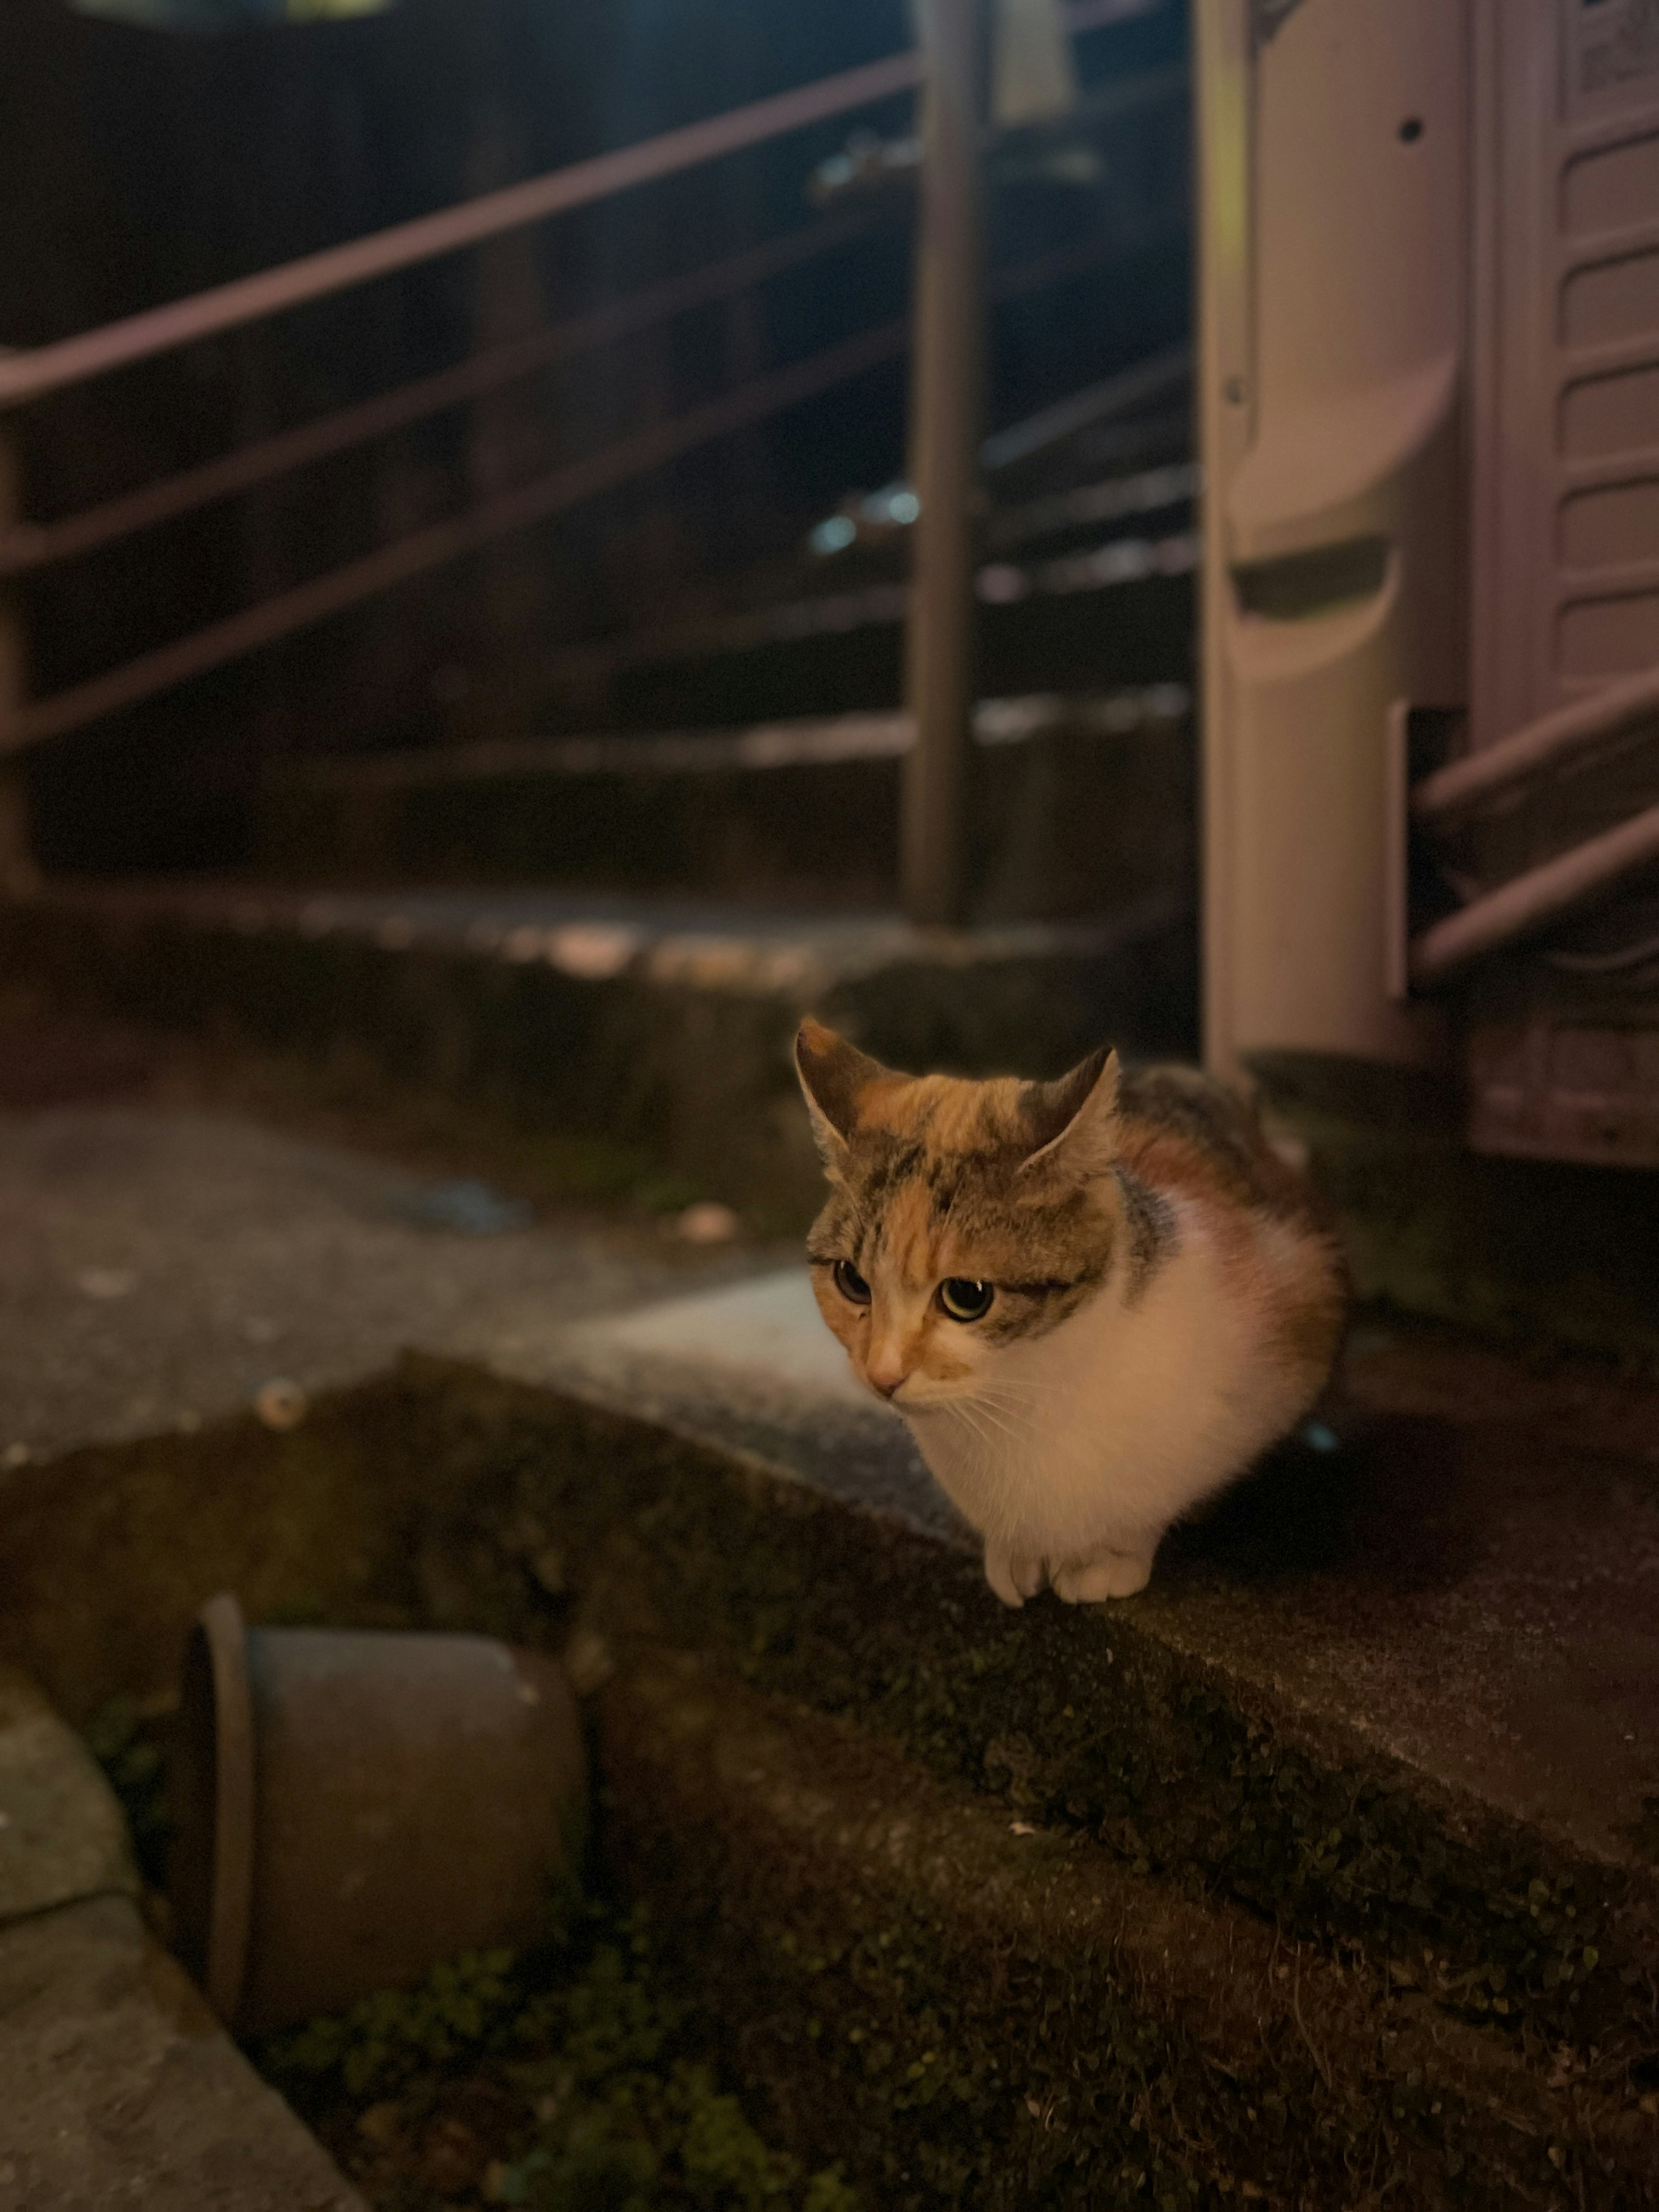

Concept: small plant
[[258, 1894, 858, 2212], [84, 1697, 171, 1887]]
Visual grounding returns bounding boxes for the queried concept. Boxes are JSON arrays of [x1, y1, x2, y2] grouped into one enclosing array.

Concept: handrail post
[[0, 415, 41, 896], [902, 0, 987, 928]]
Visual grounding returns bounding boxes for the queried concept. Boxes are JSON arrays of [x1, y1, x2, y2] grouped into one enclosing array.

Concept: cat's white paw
[[1051, 1548, 1153, 1603], [983, 1547, 1046, 1608]]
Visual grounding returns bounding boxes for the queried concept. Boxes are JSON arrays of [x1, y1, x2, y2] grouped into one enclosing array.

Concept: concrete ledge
[[0, 883, 1195, 1224], [258, 694, 1195, 924], [599, 1649, 1649, 2207], [2, 1352, 1652, 2059], [0, 1667, 136, 1924], [0, 1894, 365, 2210], [0, 1667, 363, 2210]]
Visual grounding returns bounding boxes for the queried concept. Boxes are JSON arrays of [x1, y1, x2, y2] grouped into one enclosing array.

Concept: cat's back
[[1116, 1063, 1330, 1238], [1115, 1062, 1347, 1386]]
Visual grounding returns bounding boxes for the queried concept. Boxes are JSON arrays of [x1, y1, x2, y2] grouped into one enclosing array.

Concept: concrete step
[[10, 869, 1659, 1371], [2, 1312, 1654, 2202], [547, 1266, 1659, 1927], [527, 533, 1194, 736], [0, 881, 1196, 1228], [599, 1650, 1643, 2208], [0, 1668, 364, 2210], [0, 1040, 1654, 2208], [259, 689, 1194, 918]]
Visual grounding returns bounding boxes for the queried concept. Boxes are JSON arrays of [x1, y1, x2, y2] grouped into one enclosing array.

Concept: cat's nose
[[867, 1345, 908, 1398]]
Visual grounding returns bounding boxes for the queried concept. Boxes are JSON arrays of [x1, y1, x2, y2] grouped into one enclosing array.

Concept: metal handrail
[[1, 316, 909, 755], [1406, 666, 1659, 983], [1413, 666, 1659, 828], [0, 51, 922, 413], [0, 0, 1185, 891], [0, 203, 888, 579], [1409, 803, 1659, 985]]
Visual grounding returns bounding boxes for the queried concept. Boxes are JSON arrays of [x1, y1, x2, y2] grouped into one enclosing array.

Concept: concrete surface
[[0, 1894, 365, 2211], [2, 1087, 1655, 1871], [0, 1657, 364, 2212], [0, 880, 1198, 1228], [0, 1668, 134, 1924], [553, 1267, 1659, 1873], [556, 1268, 953, 1533], [0, 1103, 743, 1460]]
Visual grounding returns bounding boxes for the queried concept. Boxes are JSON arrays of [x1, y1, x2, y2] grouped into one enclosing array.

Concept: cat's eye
[[937, 1277, 994, 1322], [833, 1258, 872, 1306]]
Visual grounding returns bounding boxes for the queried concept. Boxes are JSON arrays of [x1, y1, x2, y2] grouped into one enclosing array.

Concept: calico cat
[[795, 1019, 1347, 1605]]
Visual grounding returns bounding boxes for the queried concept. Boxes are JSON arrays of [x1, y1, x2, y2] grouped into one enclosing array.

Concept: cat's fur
[[795, 1019, 1347, 1605]]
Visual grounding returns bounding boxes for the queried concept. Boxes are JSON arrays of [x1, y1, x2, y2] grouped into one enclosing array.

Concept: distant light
[[808, 515, 858, 556], [976, 564, 1029, 604], [887, 489, 921, 525], [71, 0, 394, 21]]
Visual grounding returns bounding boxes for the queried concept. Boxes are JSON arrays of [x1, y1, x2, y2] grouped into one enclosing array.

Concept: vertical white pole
[[901, 0, 986, 928], [1194, 0, 1255, 1077]]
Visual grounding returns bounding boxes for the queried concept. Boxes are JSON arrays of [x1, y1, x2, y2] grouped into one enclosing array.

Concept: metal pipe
[[1408, 801, 1659, 985], [0, 423, 39, 891], [0, 316, 908, 756], [901, 0, 986, 927], [1412, 667, 1659, 828], [979, 342, 1192, 471], [0, 52, 922, 414], [0, 207, 887, 578]]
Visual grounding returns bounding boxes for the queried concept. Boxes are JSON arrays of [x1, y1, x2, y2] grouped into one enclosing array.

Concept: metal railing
[[1407, 669, 1659, 985], [0, 0, 1180, 920]]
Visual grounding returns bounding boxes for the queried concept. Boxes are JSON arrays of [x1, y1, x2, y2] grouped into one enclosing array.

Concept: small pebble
[[564, 1627, 614, 1697], [253, 1378, 308, 1431], [677, 1201, 740, 1244], [530, 1544, 566, 1596], [77, 1267, 137, 1301], [356, 2101, 401, 2149]]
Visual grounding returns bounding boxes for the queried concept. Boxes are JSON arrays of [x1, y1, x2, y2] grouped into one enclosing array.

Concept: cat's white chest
[[900, 1210, 1284, 1557]]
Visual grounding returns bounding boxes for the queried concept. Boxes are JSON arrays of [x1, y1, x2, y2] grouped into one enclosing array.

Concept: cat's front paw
[[1051, 1547, 1153, 1603], [983, 1546, 1046, 1608]]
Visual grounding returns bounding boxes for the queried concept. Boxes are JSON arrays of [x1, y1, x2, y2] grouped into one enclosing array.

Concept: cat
[[795, 1018, 1347, 1605]]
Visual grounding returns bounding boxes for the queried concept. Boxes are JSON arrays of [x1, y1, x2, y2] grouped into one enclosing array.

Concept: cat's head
[[795, 1017, 1122, 1409]]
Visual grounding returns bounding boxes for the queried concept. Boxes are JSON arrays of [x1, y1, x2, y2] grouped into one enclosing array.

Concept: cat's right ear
[[795, 1018, 887, 1170], [1016, 1045, 1120, 1179]]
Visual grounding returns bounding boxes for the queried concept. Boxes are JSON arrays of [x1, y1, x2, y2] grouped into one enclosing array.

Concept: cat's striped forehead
[[851, 1071, 1035, 1156], [815, 1080, 1116, 1313]]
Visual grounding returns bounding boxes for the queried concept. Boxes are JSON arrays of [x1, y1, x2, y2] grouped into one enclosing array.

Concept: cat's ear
[[1015, 1046, 1120, 1177], [795, 1018, 890, 1168]]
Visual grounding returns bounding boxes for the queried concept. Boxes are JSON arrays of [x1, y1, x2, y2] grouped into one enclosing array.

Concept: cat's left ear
[[1015, 1046, 1120, 1177]]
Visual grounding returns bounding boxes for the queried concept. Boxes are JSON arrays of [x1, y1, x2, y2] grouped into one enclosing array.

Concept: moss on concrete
[[0, 891, 1195, 1235], [259, 1894, 860, 2212], [3, 1358, 1654, 2202], [598, 1653, 1643, 2210], [6, 1359, 1653, 2062]]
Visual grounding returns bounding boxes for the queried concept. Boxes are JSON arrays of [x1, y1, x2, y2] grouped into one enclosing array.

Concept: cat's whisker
[[967, 1390, 1106, 1476], [943, 1400, 1001, 1467], [959, 1395, 1035, 1456]]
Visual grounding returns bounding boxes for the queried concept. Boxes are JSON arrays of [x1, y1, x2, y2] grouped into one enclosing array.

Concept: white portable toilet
[[1197, 0, 1659, 1165]]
